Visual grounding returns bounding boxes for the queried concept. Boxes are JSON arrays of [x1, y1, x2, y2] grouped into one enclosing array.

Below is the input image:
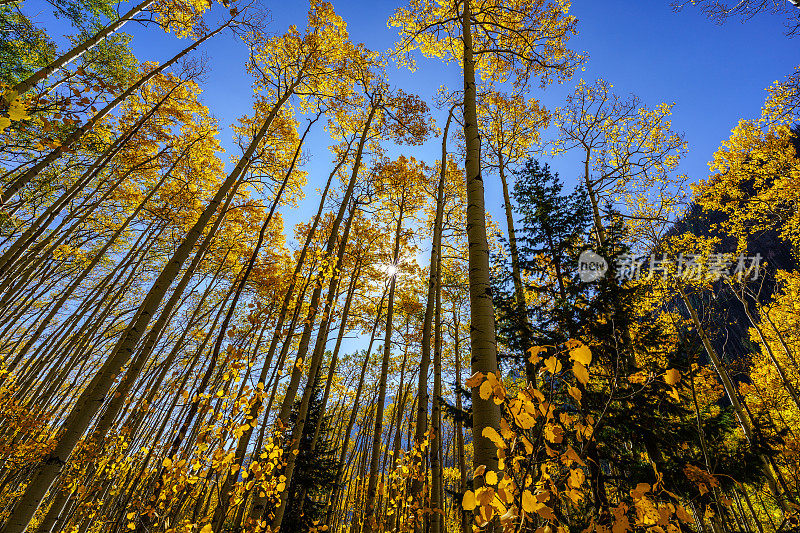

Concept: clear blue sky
[[30, 0, 800, 239]]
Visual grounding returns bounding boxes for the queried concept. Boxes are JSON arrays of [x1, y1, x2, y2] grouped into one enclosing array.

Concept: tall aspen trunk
[[461, 0, 501, 508], [727, 284, 800, 411], [309, 260, 361, 451], [296, 270, 360, 514], [145, 168, 285, 530], [7, 137, 195, 372], [453, 306, 471, 533], [430, 252, 443, 533], [205, 115, 318, 531], [33, 190, 218, 533], [583, 150, 607, 249], [268, 197, 360, 530], [0, 83, 180, 281], [274, 102, 377, 429]]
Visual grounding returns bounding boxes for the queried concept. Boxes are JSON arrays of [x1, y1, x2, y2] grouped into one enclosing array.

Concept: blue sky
[[30, 0, 800, 240]]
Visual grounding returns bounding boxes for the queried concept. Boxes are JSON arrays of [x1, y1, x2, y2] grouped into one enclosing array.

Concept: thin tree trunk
[[677, 285, 790, 514], [8, 137, 196, 373], [324, 287, 388, 526], [728, 284, 800, 411], [452, 305, 471, 533], [0, 79, 184, 278], [273, 101, 378, 430], [430, 251, 444, 533], [268, 196, 360, 530]]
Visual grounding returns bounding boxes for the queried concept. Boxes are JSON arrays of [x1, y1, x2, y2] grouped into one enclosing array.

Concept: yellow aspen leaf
[[479, 380, 493, 400], [162, 457, 172, 469], [544, 356, 562, 374], [566, 489, 584, 504], [127, 523, 136, 530], [478, 502, 494, 525], [485, 470, 498, 485], [521, 436, 534, 454], [572, 362, 590, 385], [545, 443, 559, 458], [200, 525, 213, 533], [499, 505, 517, 523], [475, 486, 494, 506], [543, 424, 563, 444], [668, 387, 680, 402], [482, 426, 507, 449], [563, 446, 586, 467], [8, 102, 29, 121], [568, 468, 585, 488], [569, 344, 592, 366], [567, 386, 582, 402], [521, 490, 536, 513], [500, 417, 514, 439], [675, 505, 692, 523], [0, 117, 10, 132], [462, 490, 476, 511], [612, 515, 631, 533], [664, 368, 681, 386]]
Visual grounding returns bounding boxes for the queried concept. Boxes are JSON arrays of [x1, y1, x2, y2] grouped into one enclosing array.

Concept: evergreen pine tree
[[283, 365, 343, 533], [492, 158, 769, 530], [493, 158, 590, 371]]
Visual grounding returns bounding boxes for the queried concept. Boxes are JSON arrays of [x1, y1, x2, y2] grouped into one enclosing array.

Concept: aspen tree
[[391, 2, 581, 515]]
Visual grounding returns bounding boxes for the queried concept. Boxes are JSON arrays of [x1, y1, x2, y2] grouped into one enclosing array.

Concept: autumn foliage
[[1, 1, 799, 533]]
